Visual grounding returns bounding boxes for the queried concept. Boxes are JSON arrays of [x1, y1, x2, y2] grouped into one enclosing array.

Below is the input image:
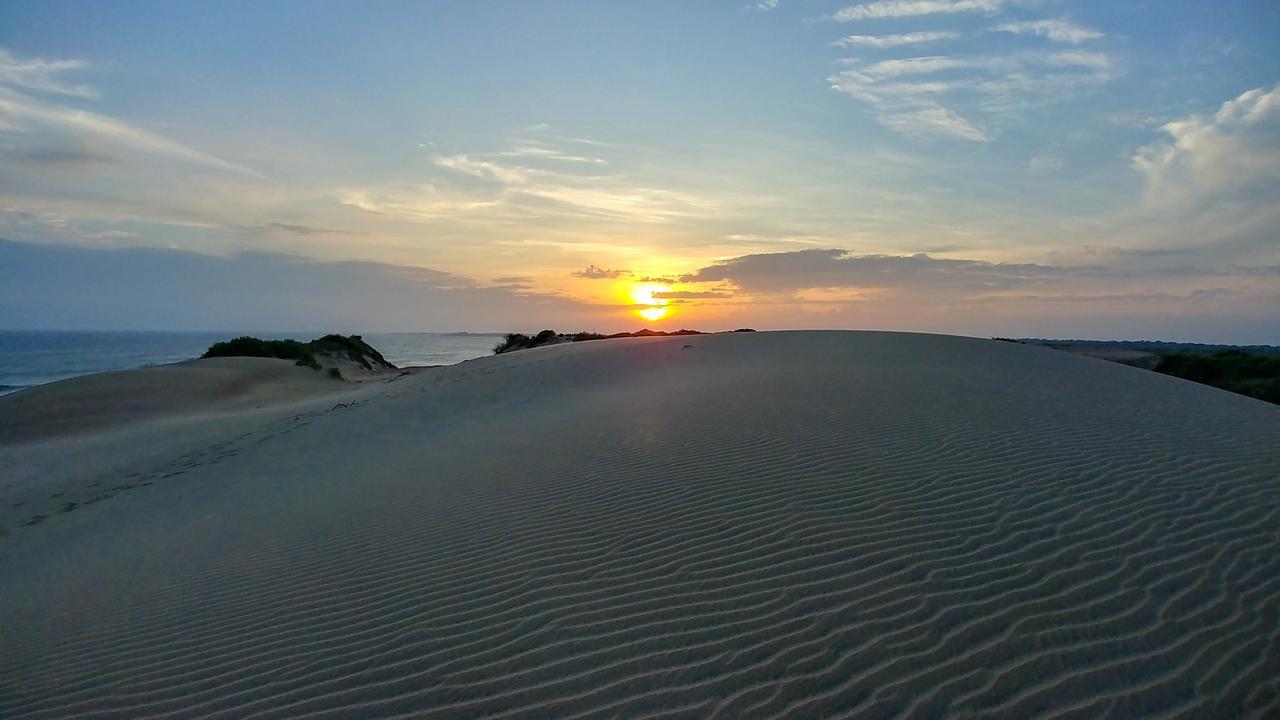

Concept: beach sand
[[1, 331, 1277, 718]]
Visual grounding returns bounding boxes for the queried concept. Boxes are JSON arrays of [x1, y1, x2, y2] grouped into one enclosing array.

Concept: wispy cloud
[[880, 104, 988, 141], [345, 142, 714, 226], [0, 89, 259, 176], [829, 50, 1113, 141], [860, 55, 982, 76], [437, 147, 713, 223], [1027, 154, 1064, 175], [991, 19, 1103, 44], [754, 0, 781, 10], [0, 48, 97, 98], [833, 0, 1004, 22], [246, 222, 361, 237], [496, 146, 607, 164], [836, 32, 960, 48], [340, 185, 502, 222]]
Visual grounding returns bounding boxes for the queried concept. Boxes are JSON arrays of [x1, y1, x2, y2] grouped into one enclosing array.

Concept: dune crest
[[1, 331, 1277, 718]]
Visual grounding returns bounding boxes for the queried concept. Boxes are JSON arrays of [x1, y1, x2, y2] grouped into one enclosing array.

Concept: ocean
[[0, 331, 505, 396]]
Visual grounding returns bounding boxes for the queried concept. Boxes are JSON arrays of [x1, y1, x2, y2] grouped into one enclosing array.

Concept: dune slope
[[1, 331, 1278, 718]]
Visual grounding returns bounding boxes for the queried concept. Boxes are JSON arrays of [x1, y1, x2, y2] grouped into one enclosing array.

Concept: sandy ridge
[[1, 331, 1277, 718]]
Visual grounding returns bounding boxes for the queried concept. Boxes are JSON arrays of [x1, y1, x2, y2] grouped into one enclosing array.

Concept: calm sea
[[0, 331, 505, 396]]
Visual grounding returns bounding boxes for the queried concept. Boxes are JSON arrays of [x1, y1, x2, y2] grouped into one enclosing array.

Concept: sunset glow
[[638, 306, 669, 322], [0, 3, 1275, 342], [630, 283, 671, 323]]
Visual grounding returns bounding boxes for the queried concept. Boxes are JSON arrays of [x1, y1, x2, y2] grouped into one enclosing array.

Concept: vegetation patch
[[202, 334, 395, 372], [1154, 350, 1280, 405], [202, 336, 321, 369]]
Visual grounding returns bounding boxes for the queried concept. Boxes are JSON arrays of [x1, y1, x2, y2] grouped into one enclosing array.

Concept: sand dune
[[0, 357, 355, 446], [1, 331, 1277, 718]]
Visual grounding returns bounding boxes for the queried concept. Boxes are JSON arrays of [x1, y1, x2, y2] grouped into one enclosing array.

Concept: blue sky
[[1, 1, 1277, 340]]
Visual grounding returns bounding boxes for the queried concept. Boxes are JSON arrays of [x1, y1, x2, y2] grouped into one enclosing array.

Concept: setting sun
[[629, 283, 671, 322]]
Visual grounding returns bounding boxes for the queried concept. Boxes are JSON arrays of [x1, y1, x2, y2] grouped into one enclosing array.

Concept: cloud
[[0, 48, 97, 98], [836, 32, 960, 48], [668, 248, 1276, 341], [247, 222, 360, 237], [652, 290, 734, 299], [1027, 154, 1064, 175], [496, 146, 607, 164], [421, 148, 714, 223], [638, 275, 677, 284], [829, 51, 1113, 141], [3, 138, 121, 170], [1080, 245, 1195, 258], [991, 20, 1103, 44], [0, 87, 261, 177], [754, 0, 781, 10], [0, 237, 599, 331], [879, 104, 988, 141], [0, 208, 138, 243], [572, 264, 631, 279], [1134, 84, 1280, 211], [834, 0, 1004, 22], [680, 248, 1067, 294], [436, 154, 541, 185], [340, 185, 503, 222], [1124, 84, 1280, 267], [861, 56, 984, 77]]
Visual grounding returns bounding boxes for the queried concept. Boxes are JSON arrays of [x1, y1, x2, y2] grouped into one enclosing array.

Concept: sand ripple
[[1, 332, 1277, 718]]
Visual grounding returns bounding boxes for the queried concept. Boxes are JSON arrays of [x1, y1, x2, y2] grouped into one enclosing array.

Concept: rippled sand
[[2, 331, 1277, 718]]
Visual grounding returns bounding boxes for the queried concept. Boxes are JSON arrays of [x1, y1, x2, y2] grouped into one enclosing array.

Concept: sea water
[[0, 331, 505, 396]]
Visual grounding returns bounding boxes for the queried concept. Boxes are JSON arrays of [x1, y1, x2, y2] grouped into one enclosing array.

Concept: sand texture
[[1, 331, 1278, 718]]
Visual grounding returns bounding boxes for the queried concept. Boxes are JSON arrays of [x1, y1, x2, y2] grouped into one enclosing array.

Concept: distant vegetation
[[493, 328, 717, 355], [1153, 350, 1280, 405], [996, 337, 1280, 405], [202, 334, 394, 374]]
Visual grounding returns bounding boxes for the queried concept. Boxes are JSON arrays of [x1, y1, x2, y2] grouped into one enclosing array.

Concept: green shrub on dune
[[201, 334, 394, 373], [202, 336, 320, 369]]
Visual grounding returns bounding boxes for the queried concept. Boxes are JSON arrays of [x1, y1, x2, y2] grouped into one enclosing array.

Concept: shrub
[[202, 334, 393, 372], [203, 336, 319, 369], [1154, 349, 1280, 404], [327, 367, 343, 380], [493, 333, 532, 354]]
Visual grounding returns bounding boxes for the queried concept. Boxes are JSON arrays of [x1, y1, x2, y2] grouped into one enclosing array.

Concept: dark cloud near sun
[[572, 264, 631, 279], [681, 248, 1071, 294], [653, 290, 734, 299]]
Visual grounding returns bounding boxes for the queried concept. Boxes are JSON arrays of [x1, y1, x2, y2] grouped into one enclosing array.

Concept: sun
[[629, 283, 671, 322]]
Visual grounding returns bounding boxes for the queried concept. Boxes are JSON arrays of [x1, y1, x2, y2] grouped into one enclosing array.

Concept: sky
[[1, 0, 1277, 341]]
